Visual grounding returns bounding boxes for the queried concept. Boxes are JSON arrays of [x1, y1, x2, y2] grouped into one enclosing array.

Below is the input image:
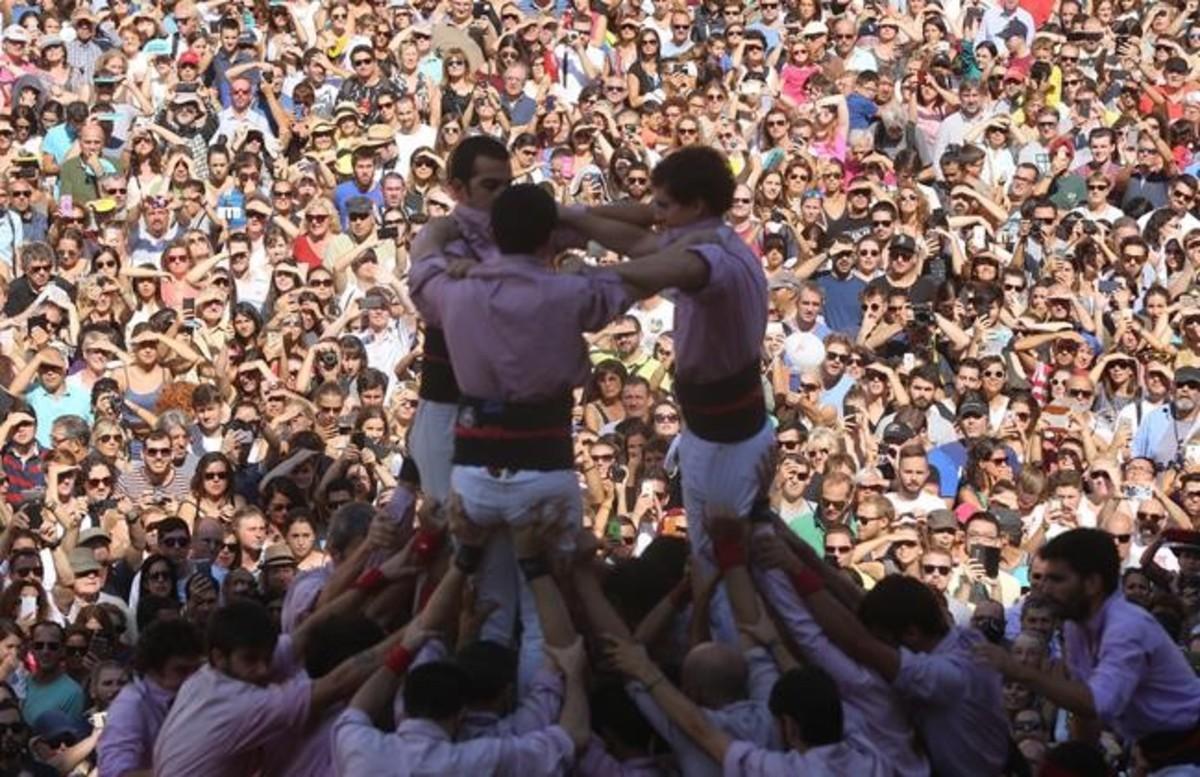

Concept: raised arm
[[557, 207, 660, 258]]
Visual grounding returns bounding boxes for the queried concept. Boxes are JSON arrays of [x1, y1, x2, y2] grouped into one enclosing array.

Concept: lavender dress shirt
[[1064, 591, 1200, 740], [892, 626, 1009, 777], [97, 676, 174, 777], [723, 734, 889, 777], [657, 220, 768, 384], [332, 713, 576, 777], [410, 253, 632, 401]]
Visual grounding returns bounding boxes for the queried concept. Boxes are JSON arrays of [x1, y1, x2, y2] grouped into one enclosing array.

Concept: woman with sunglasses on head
[[627, 29, 664, 109], [178, 453, 244, 528], [90, 417, 130, 471], [438, 47, 476, 124]]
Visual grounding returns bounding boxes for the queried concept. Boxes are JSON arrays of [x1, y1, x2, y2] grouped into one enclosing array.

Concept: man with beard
[[876, 365, 957, 446], [1133, 366, 1200, 472], [977, 529, 1200, 774]]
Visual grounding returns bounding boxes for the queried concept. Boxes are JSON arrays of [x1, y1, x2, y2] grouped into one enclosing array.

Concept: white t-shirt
[[886, 490, 946, 518]]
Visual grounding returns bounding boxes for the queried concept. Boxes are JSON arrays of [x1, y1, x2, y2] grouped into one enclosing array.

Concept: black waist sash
[[674, 362, 766, 443], [419, 327, 460, 403], [453, 393, 574, 471]]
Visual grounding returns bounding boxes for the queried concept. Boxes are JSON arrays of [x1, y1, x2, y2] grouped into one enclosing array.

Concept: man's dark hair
[[192, 383, 222, 408], [207, 599, 278, 656], [1040, 528, 1120, 596], [304, 613, 384, 678], [356, 368, 389, 396], [1041, 741, 1108, 776], [650, 145, 736, 216], [858, 575, 949, 641], [456, 640, 518, 703], [491, 184, 557, 254], [155, 517, 190, 539], [403, 661, 470, 720], [65, 101, 90, 124], [448, 135, 510, 185], [326, 502, 374, 559], [768, 667, 843, 747], [591, 682, 659, 753]]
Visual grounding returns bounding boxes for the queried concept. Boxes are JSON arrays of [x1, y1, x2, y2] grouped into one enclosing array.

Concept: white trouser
[[678, 421, 775, 643], [451, 466, 582, 693], [408, 400, 457, 503]]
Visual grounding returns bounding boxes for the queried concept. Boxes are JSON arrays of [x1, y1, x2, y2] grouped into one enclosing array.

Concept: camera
[[318, 350, 340, 369], [911, 303, 936, 328]]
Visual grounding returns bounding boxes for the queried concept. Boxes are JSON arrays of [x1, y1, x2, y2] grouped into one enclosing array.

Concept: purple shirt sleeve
[[496, 665, 564, 736], [408, 255, 450, 326], [893, 647, 966, 703], [1083, 617, 1148, 726], [97, 684, 153, 777], [231, 676, 313, 748], [574, 269, 635, 332]]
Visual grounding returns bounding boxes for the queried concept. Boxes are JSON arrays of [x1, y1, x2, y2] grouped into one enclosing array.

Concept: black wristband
[[518, 555, 550, 582], [454, 544, 484, 575]]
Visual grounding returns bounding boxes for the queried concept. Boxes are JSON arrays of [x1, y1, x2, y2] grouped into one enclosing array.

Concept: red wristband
[[384, 645, 414, 674], [789, 567, 824, 596], [412, 528, 445, 565], [353, 567, 387, 592], [713, 537, 747, 571]]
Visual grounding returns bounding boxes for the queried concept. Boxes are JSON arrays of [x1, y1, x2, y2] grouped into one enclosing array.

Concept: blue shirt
[[1132, 405, 1200, 471], [334, 181, 383, 230], [846, 93, 878, 131], [40, 124, 77, 166], [814, 272, 865, 335], [25, 383, 92, 447]]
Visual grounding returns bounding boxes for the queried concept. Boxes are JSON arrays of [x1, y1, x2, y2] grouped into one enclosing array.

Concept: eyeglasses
[[1067, 388, 1094, 399], [446, 59, 466, 66], [825, 545, 852, 554], [873, 219, 893, 227], [825, 351, 848, 363], [87, 476, 113, 487], [922, 564, 951, 575], [988, 456, 1010, 465], [1137, 511, 1164, 523], [820, 498, 848, 512], [12, 567, 41, 578], [353, 58, 373, 66], [983, 370, 1005, 379], [1003, 283, 1025, 292], [204, 470, 229, 481], [653, 412, 678, 422], [147, 569, 174, 581], [144, 447, 172, 458], [160, 536, 189, 549], [32, 641, 61, 651]]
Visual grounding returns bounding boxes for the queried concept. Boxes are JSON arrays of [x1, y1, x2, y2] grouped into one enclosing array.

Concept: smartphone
[[379, 225, 398, 240], [970, 545, 1001, 578], [18, 596, 36, 622], [1123, 484, 1153, 501], [640, 481, 656, 500], [337, 413, 356, 435], [183, 298, 195, 318]]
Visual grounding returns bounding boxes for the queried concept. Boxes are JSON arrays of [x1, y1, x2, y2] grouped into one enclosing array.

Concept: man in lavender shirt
[[558, 146, 773, 642], [97, 620, 204, 777], [408, 136, 511, 505], [978, 529, 1200, 774], [409, 185, 704, 686], [152, 538, 422, 777]]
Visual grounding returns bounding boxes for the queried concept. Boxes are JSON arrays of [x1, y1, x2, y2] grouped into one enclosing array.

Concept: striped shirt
[[115, 462, 194, 503]]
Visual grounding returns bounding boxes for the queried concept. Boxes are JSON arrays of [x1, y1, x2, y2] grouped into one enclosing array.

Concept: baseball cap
[[346, 196, 375, 216], [68, 547, 101, 575], [957, 395, 989, 418], [78, 527, 112, 546], [882, 421, 915, 445], [3, 25, 29, 43], [802, 20, 828, 36], [890, 234, 917, 255], [769, 272, 802, 292], [927, 509, 958, 531], [178, 50, 201, 67], [1177, 366, 1200, 384]]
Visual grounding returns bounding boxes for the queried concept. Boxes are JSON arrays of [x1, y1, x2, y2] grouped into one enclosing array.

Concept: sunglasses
[[922, 564, 951, 575]]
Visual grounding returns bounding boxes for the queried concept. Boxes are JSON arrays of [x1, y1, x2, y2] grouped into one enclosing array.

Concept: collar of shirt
[[396, 717, 452, 742], [451, 204, 501, 263]]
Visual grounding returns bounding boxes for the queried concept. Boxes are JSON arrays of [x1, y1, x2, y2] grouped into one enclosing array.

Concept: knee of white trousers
[[477, 535, 520, 648]]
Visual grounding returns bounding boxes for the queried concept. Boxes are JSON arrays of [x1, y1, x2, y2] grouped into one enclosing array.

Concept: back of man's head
[[207, 599, 277, 658], [448, 135, 510, 185], [456, 640, 518, 705], [303, 613, 384, 678], [1040, 528, 1120, 596], [768, 667, 844, 748], [858, 575, 949, 644], [681, 642, 747, 708], [403, 661, 469, 721], [491, 184, 557, 254]]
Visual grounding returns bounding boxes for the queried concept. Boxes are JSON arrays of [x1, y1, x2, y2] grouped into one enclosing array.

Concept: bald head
[[681, 642, 748, 708]]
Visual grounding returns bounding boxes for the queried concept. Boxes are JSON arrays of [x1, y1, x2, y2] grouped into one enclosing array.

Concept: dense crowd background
[[0, 0, 1196, 773]]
